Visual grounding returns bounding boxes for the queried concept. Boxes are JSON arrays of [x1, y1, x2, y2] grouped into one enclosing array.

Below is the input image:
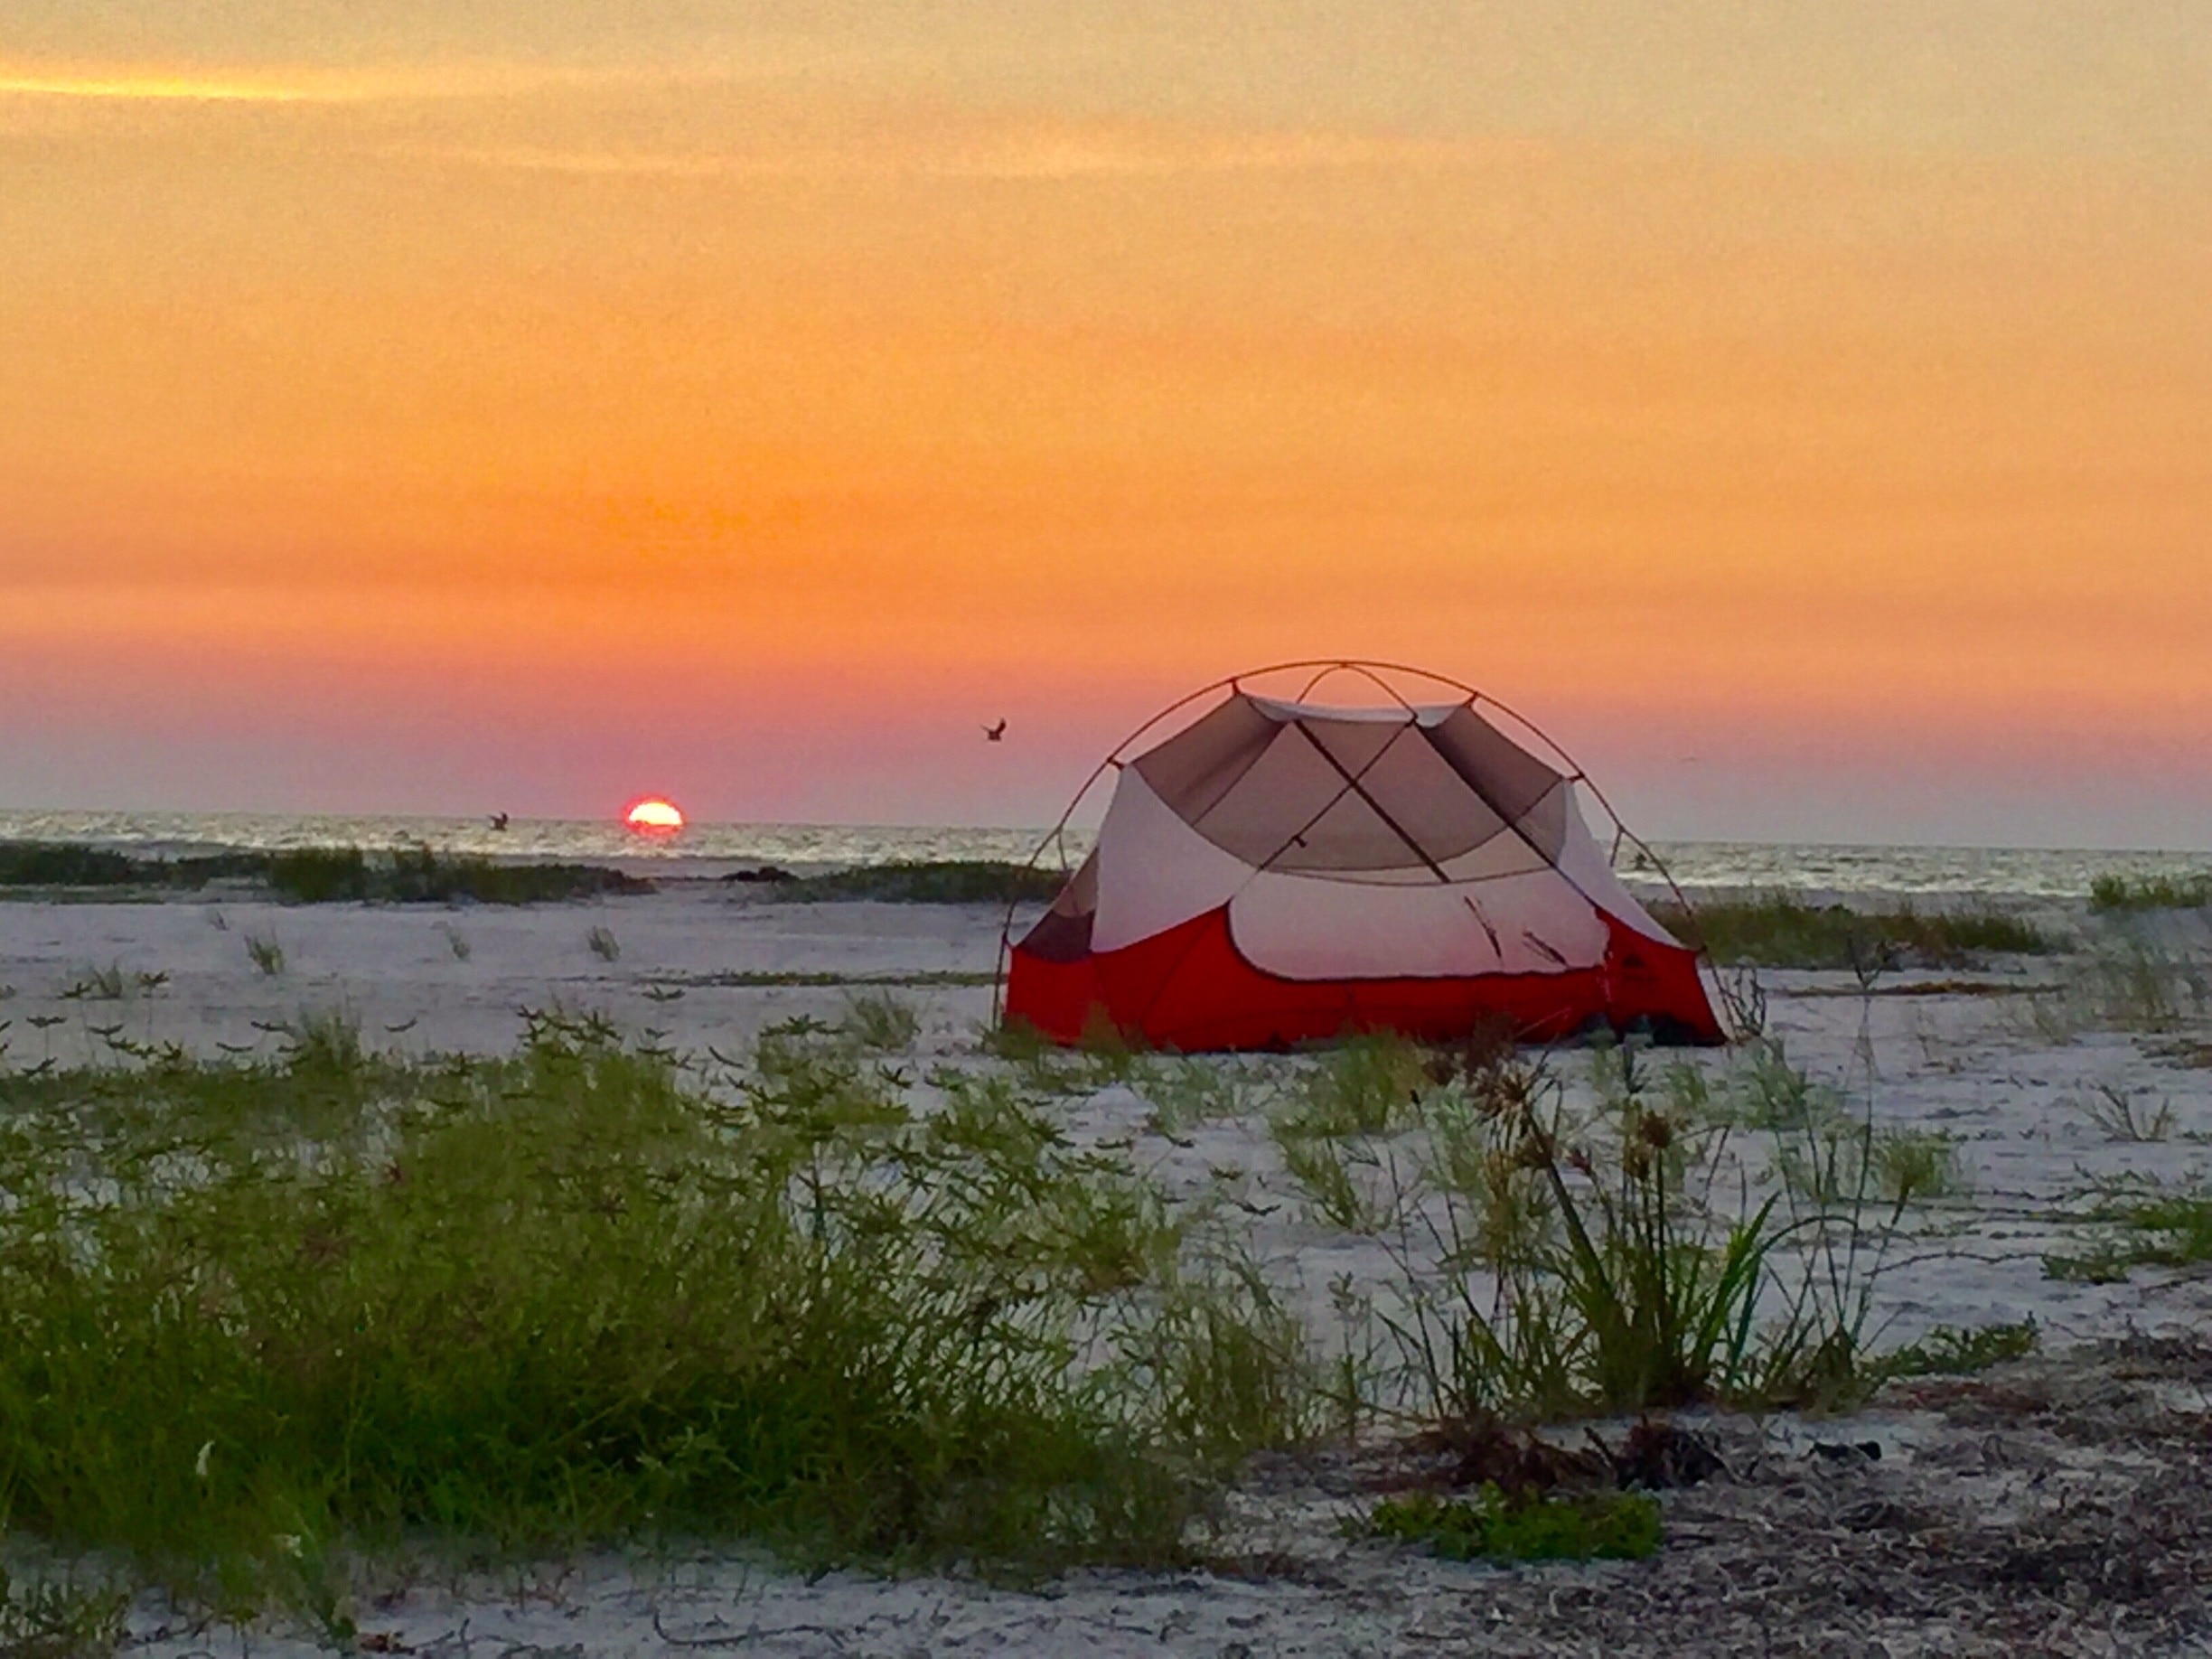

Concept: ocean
[[3, 809, 2207, 900]]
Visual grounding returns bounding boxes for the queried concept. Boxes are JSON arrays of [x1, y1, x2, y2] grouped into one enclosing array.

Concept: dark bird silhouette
[[489, 812, 510, 831], [983, 719, 1008, 743]]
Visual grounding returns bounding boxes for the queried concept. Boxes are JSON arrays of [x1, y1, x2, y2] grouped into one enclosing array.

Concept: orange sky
[[3, 4, 2208, 842]]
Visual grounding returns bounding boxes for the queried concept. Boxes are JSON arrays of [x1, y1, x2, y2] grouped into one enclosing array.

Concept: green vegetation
[[2046, 1184, 2212, 1283], [1308, 1038, 1897, 1420], [2089, 872, 2212, 914], [0, 1016, 1306, 1607], [0, 1568, 127, 1658], [265, 847, 653, 905], [776, 860, 1067, 905], [1876, 1320, 2038, 1381], [1364, 1487, 1662, 1563], [0, 840, 655, 906], [1653, 895, 2051, 971], [0, 842, 264, 893], [839, 991, 922, 1054], [2028, 942, 2212, 1040], [243, 933, 286, 977]]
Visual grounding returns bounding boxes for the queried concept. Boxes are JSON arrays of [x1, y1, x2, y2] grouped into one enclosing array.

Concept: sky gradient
[[4, 4, 2209, 845]]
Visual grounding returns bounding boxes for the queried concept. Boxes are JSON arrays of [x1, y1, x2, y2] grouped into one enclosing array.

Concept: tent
[[1001, 664, 1723, 1051]]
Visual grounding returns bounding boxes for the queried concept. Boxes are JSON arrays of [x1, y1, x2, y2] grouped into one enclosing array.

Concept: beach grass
[[266, 848, 653, 905], [774, 860, 1066, 905], [0, 841, 654, 906], [0, 1016, 1309, 1608], [1653, 895, 2051, 970], [2046, 1183, 2212, 1284], [1364, 1486, 1663, 1563], [2089, 872, 2212, 914], [1877, 1320, 2039, 1380]]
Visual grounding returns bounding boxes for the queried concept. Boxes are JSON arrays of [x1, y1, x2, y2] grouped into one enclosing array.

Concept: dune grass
[[264, 848, 653, 905], [0, 843, 263, 893], [775, 861, 1066, 905], [1365, 1487, 1663, 1563], [1652, 895, 2050, 970], [2046, 1183, 2212, 1284], [0, 1015, 1308, 1611], [2089, 872, 2212, 914], [0, 841, 655, 906]]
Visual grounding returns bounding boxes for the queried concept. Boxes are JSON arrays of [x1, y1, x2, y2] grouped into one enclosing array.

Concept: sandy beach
[[5, 871, 2211, 1655]]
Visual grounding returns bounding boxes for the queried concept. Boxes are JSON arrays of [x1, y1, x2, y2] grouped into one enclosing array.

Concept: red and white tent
[[1002, 665, 1722, 1051]]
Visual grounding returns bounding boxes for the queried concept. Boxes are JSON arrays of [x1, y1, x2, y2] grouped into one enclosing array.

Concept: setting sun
[[623, 797, 685, 835]]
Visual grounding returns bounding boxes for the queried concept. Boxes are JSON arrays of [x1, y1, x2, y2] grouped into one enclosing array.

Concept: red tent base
[[1005, 907, 1723, 1051]]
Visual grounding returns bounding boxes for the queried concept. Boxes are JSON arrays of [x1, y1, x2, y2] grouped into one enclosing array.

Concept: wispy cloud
[[0, 60, 739, 106], [417, 126, 1485, 183]]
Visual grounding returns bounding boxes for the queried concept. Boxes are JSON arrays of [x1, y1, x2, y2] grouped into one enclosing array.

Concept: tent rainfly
[[1002, 670, 1723, 1051]]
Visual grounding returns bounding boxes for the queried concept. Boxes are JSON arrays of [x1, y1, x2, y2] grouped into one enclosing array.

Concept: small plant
[[2047, 1184, 2212, 1283], [244, 933, 286, 977], [1276, 1129, 1390, 1233], [840, 990, 921, 1054], [1135, 1056, 1271, 1135], [61, 964, 128, 1002], [586, 925, 622, 962], [0, 1567, 128, 1657], [1871, 1128, 1967, 1204], [2076, 1083, 2175, 1143], [1364, 1486, 1662, 1562], [1878, 1320, 2038, 1380], [1275, 1033, 1428, 1139]]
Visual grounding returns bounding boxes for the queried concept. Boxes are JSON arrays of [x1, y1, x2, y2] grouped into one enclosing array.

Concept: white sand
[[7, 882, 2212, 1654]]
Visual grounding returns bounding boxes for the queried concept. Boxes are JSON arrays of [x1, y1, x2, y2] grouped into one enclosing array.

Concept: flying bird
[[983, 719, 1008, 742], [489, 812, 510, 831]]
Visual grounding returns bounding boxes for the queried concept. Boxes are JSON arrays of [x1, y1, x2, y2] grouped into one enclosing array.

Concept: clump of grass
[[2046, 1183, 2212, 1283], [778, 860, 1065, 905], [60, 963, 128, 1002], [2076, 1083, 2175, 1143], [1653, 895, 2050, 970], [0, 1018, 1307, 1600], [1877, 1320, 2038, 1380], [244, 933, 286, 977], [0, 1568, 128, 1657], [1870, 1129, 1967, 1204], [1351, 1037, 1898, 1421], [840, 990, 921, 1054], [2029, 942, 2211, 1039], [1275, 1034, 1429, 1139], [2090, 872, 2212, 914], [1133, 1056, 1272, 1137], [1364, 1487, 1662, 1562], [585, 924, 622, 962]]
